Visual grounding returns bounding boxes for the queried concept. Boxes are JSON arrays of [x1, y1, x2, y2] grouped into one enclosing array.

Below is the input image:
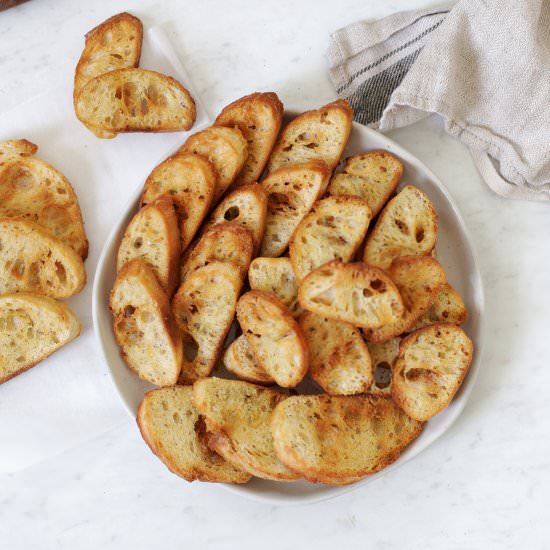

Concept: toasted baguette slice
[[271, 394, 423, 485], [298, 260, 404, 329], [0, 139, 38, 165], [181, 223, 254, 282], [267, 100, 352, 172], [193, 378, 299, 480], [366, 337, 401, 395], [364, 185, 437, 270], [289, 195, 372, 280], [327, 151, 403, 216], [75, 68, 196, 133], [172, 262, 242, 383], [237, 290, 308, 388], [74, 12, 143, 139], [141, 153, 216, 250], [202, 184, 267, 254], [0, 157, 89, 258], [116, 196, 181, 296], [392, 324, 474, 421], [248, 257, 301, 316], [0, 218, 86, 299], [137, 386, 250, 483], [363, 256, 446, 343], [214, 92, 284, 186], [177, 126, 247, 201], [0, 293, 80, 384], [300, 311, 373, 396], [409, 283, 468, 331], [260, 161, 330, 257], [110, 260, 182, 385], [223, 335, 274, 385]]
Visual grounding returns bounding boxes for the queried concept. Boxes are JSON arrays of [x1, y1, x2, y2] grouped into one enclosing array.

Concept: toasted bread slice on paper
[[363, 256, 446, 343], [0, 218, 86, 299], [214, 92, 284, 186], [201, 184, 267, 253], [117, 195, 181, 296], [289, 195, 372, 280], [110, 259, 182, 386], [298, 260, 404, 329], [141, 153, 216, 251], [366, 337, 401, 395], [237, 290, 308, 388], [260, 160, 330, 257], [267, 100, 352, 172], [75, 68, 196, 134], [177, 126, 247, 201], [193, 378, 299, 480], [327, 151, 403, 216], [0, 156, 88, 258], [74, 12, 143, 138], [271, 393, 423, 485], [172, 262, 242, 383], [409, 283, 468, 331], [181, 223, 254, 282], [392, 324, 474, 421], [0, 293, 80, 385], [364, 185, 437, 270], [300, 311, 373, 396], [248, 257, 301, 316], [222, 335, 274, 385], [137, 386, 250, 483], [0, 139, 38, 165]]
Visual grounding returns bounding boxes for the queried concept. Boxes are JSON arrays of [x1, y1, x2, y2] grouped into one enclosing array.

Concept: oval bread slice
[[116, 195, 181, 296], [110, 259, 182, 386], [409, 283, 468, 332], [298, 260, 404, 329], [0, 218, 86, 299], [0, 293, 81, 385], [260, 160, 330, 257], [271, 394, 423, 485], [0, 139, 38, 166], [172, 262, 242, 383], [366, 337, 401, 395], [237, 290, 309, 388], [141, 153, 216, 250], [177, 126, 247, 201], [363, 256, 447, 343], [73, 12, 143, 139], [201, 183, 267, 254], [0, 156, 89, 258], [392, 324, 474, 421], [327, 151, 403, 216], [267, 99, 352, 172], [289, 195, 372, 280], [75, 68, 196, 133], [364, 185, 437, 270], [223, 335, 274, 385], [248, 257, 301, 316], [300, 311, 373, 396], [181, 223, 254, 283], [137, 386, 250, 483], [214, 92, 284, 186], [193, 378, 300, 481]]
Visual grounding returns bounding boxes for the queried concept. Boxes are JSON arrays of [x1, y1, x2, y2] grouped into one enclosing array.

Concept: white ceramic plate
[[93, 117, 485, 505]]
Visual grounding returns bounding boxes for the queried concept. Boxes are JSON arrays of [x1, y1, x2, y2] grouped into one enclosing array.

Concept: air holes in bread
[[374, 362, 392, 389], [224, 206, 240, 221]]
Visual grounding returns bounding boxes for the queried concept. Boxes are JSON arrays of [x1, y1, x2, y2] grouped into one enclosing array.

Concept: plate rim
[[92, 117, 485, 505]]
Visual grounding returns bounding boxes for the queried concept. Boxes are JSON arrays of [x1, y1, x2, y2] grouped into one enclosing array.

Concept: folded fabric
[[328, 1, 550, 201]]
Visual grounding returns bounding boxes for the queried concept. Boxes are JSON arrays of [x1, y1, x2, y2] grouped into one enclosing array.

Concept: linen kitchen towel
[[328, 0, 550, 201]]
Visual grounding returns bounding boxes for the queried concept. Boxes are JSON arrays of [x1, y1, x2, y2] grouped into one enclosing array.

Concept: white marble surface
[[1, 0, 549, 548]]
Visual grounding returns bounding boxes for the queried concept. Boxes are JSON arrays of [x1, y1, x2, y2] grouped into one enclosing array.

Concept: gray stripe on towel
[[347, 49, 422, 125]]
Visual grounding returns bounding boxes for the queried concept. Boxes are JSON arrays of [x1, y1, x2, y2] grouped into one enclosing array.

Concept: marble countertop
[[1, 0, 549, 548]]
